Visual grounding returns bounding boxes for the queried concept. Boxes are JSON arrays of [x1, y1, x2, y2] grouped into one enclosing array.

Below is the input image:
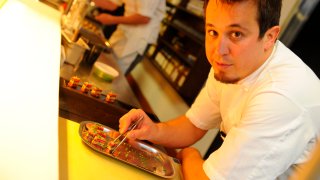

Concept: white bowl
[[92, 62, 119, 82]]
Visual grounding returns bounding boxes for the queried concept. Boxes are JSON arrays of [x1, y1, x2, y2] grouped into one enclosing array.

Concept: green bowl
[[92, 62, 119, 82]]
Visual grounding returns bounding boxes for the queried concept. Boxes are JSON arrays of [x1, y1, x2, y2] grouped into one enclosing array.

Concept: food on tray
[[90, 87, 102, 97], [81, 122, 171, 176], [64, 78, 120, 105], [67, 76, 80, 88], [105, 91, 117, 103], [80, 82, 92, 93]]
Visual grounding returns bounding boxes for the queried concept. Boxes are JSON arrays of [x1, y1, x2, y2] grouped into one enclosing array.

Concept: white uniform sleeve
[[203, 91, 316, 179]]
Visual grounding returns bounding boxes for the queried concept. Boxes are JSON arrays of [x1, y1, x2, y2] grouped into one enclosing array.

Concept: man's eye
[[231, 31, 242, 39], [208, 30, 217, 37]]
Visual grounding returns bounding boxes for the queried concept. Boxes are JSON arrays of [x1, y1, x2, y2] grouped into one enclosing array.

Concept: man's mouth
[[215, 61, 232, 68]]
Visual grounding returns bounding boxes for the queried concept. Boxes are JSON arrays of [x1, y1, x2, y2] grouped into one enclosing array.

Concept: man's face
[[205, 0, 270, 83]]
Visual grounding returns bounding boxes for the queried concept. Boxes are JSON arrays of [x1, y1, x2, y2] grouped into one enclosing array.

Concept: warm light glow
[[0, 0, 7, 9], [0, 0, 61, 179]]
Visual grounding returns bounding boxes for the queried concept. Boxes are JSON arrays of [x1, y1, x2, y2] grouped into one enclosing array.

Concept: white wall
[[0, 1, 60, 179], [280, 0, 301, 35]]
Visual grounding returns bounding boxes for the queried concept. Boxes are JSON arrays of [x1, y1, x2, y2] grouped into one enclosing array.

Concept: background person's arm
[[95, 13, 150, 25], [92, 0, 119, 11]]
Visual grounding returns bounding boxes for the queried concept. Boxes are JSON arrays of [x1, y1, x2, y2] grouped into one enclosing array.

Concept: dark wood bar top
[[59, 52, 159, 130], [60, 52, 141, 107]]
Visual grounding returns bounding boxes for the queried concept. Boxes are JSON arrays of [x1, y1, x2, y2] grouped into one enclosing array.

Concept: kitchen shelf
[[163, 19, 204, 45], [166, 1, 204, 19], [148, 0, 210, 105], [158, 38, 195, 67]]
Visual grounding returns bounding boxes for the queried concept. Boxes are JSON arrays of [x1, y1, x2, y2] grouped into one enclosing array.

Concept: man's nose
[[216, 36, 229, 55]]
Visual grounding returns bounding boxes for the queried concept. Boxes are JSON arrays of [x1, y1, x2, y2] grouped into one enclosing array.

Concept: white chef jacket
[[186, 40, 320, 179], [108, 0, 165, 73]]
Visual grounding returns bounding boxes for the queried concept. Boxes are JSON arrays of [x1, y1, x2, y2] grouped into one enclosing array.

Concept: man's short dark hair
[[203, 0, 282, 38]]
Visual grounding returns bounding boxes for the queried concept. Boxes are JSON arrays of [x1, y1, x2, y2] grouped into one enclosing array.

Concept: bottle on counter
[[61, 0, 91, 42]]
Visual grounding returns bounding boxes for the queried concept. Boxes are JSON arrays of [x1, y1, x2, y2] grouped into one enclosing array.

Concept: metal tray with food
[[79, 121, 176, 178]]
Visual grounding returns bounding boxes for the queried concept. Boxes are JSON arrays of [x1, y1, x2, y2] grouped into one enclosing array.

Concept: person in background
[[94, 3, 124, 39], [117, 0, 320, 179], [92, 0, 166, 75]]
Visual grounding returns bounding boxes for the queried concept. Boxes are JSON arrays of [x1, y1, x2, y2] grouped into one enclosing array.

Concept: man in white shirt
[[93, 0, 166, 74], [117, 0, 320, 179]]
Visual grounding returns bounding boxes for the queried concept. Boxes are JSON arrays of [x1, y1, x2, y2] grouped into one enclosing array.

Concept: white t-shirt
[[186, 41, 320, 179], [110, 0, 166, 58]]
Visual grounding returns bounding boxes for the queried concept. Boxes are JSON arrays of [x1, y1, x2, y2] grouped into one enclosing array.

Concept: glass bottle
[[62, 0, 90, 41]]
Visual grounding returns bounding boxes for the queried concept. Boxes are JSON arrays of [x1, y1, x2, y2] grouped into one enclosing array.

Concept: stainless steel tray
[[79, 121, 176, 178]]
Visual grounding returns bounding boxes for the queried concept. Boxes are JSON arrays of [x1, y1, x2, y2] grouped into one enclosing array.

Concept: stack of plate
[[92, 62, 119, 82]]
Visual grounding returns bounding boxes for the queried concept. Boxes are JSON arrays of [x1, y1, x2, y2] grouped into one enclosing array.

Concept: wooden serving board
[[59, 78, 159, 130]]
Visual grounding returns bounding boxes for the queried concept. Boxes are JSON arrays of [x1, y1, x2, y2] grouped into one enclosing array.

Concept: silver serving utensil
[[109, 116, 143, 154]]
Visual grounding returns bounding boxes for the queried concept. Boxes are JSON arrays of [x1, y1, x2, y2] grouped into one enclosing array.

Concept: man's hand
[[119, 109, 159, 142], [177, 147, 209, 180]]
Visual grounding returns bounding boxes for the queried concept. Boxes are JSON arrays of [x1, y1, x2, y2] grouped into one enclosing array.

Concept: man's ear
[[263, 26, 280, 51]]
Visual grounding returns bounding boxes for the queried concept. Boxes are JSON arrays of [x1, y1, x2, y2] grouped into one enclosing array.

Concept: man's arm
[[178, 147, 209, 180], [120, 109, 207, 148], [154, 115, 207, 148], [95, 13, 150, 25]]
